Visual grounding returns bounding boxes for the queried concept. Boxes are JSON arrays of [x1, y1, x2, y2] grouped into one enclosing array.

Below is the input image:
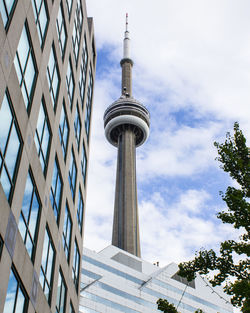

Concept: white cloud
[[84, 0, 249, 285]]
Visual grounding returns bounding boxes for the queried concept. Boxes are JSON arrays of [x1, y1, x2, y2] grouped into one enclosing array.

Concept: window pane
[[66, 57, 75, 107], [77, 188, 84, 234], [79, 36, 88, 108], [65, 0, 72, 18], [62, 202, 72, 262], [0, 92, 22, 201], [35, 98, 51, 174], [56, 270, 67, 313], [85, 68, 93, 141], [59, 102, 69, 159], [14, 23, 37, 111], [74, 104, 81, 150], [81, 141, 87, 185], [40, 227, 55, 305], [72, 240, 80, 292], [56, 2, 67, 58], [68, 149, 77, 200], [72, 0, 83, 64], [47, 45, 60, 109], [50, 158, 62, 223], [31, 0, 49, 46], [19, 171, 41, 261], [3, 268, 28, 313]]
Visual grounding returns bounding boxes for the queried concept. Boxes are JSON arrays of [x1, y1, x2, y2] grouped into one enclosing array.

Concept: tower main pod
[[104, 15, 150, 257]]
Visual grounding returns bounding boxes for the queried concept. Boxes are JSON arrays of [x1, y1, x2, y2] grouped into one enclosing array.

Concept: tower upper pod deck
[[103, 14, 150, 147]]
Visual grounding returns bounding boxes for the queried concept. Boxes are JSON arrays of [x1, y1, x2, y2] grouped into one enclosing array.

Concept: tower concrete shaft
[[112, 127, 141, 257], [104, 14, 150, 257]]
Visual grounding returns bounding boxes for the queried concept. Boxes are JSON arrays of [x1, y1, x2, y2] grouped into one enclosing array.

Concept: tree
[[157, 298, 204, 313], [177, 122, 250, 312], [157, 299, 178, 313]]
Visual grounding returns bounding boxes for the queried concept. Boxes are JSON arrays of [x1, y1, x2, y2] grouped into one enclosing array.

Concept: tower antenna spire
[[123, 13, 130, 60], [122, 13, 133, 95]]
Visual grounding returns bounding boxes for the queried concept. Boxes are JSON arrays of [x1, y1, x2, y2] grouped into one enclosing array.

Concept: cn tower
[[103, 15, 150, 257]]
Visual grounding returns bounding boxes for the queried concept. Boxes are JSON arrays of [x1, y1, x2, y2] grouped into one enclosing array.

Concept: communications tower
[[103, 15, 150, 257]]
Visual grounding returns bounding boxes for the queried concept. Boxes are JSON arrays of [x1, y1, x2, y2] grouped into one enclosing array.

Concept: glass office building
[[80, 246, 233, 313], [0, 1, 96, 312]]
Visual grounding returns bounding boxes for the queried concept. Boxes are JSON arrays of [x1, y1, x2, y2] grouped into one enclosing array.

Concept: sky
[[84, 0, 250, 274]]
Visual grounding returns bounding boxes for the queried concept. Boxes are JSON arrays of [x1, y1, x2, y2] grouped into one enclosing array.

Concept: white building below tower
[[79, 246, 233, 313]]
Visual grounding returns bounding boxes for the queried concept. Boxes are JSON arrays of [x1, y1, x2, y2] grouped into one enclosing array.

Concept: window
[[62, 202, 72, 262], [0, 0, 17, 28], [0, 235, 3, 260], [56, 269, 67, 313], [79, 36, 88, 108], [14, 22, 37, 111], [69, 302, 75, 313], [92, 40, 96, 66], [31, 0, 49, 47], [65, 0, 72, 18], [18, 170, 41, 261], [66, 57, 75, 107], [81, 141, 87, 185], [68, 149, 77, 200], [0, 91, 22, 201], [72, 239, 80, 292], [50, 157, 62, 223], [56, 2, 67, 58], [58, 101, 69, 160], [72, 0, 83, 64], [74, 103, 81, 150], [40, 227, 55, 305], [47, 44, 60, 110], [85, 68, 93, 141], [3, 267, 28, 313], [77, 187, 84, 234], [34, 97, 51, 175]]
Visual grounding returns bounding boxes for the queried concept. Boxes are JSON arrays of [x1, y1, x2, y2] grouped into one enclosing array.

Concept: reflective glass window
[[72, 0, 82, 64], [0, 0, 17, 28], [82, 255, 143, 285], [72, 239, 80, 292], [3, 267, 28, 313], [50, 157, 62, 223], [65, 0, 72, 18], [74, 103, 81, 150], [85, 68, 93, 141], [56, 269, 67, 313], [81, 291, 140, 313], [81, 141, 87, 185], [18, 170, 41, 261], [69, 302, 75, 313], [62, 201, 72, 262], [77, 187, 83, 234], [68, 149, 77, 200], [0, 235, 3, 259], [58, 101, 69, 160], [66, 57, 75, 107], [31, 0, 49, 47], [40, 227, 55, 305], [0, 91, 22, 201], [79, 36, 88, 108], [56, 2, 67, 58], [34, 97, 51, 175], [47, 44, 60, 110], [14, 22, 37, 111]]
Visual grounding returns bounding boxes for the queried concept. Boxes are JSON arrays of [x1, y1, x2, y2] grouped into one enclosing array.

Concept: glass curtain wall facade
[[0, 1, 96, 313], [80, 246, 233, 313]]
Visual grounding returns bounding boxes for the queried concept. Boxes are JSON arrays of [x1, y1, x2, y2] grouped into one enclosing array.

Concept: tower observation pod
[[103, 14, 150, 257]]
